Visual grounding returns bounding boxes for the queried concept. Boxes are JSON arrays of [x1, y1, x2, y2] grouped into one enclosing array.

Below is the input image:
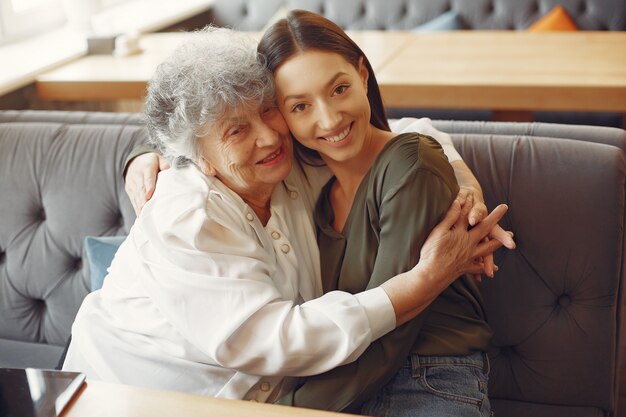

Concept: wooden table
[[36, 31, 626, 118], [375, 31, 626, 117], [35, 31, 413, 102], [62, 380, 356, 417]]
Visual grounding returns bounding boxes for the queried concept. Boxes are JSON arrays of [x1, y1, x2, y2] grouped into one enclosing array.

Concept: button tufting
[[558, 294, 571, 308], [499, 345, 515, 356], [0, 250, 4, 263], [33, 299, 46, 310], [400, 2, 408, 16]]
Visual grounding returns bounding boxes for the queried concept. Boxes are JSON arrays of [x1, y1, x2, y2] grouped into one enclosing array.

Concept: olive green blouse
[[288, 133, 492, 412]]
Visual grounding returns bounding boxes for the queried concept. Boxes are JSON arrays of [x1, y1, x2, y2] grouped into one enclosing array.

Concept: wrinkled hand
[[456, 186, 486, 227], [417, 200, 514, 285], [124, 152, 170, 215], [455, 187, 515, 280]]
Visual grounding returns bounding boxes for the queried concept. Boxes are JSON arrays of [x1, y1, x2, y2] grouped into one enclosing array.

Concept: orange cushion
[[528, 5, 579, 31]]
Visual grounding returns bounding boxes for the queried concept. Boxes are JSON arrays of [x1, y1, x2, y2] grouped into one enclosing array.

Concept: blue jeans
[[360, 352, 491, 417]]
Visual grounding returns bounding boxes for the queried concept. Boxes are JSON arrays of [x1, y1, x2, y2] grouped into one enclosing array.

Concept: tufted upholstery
[[210, 0, 626, 31], [433, 120, 626, 150], [443, 122, 626, 417], [0, 110, 624, 417], [0, 111, 144, 367]]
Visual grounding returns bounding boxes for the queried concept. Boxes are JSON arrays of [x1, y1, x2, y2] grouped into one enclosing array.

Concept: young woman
[[256, 10, 509, 416]]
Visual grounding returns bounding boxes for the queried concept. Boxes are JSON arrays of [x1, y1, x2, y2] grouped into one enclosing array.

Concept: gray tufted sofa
[[1, 109, 625, 417], [0, 111, 145, 368], [210, 0, 626, 31]]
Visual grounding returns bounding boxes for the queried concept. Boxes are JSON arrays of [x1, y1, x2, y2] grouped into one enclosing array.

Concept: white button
[[289, 191, 298, 199], [280, 244, 290, 254], [246, 212, 254, 221], [260, 381, 271, 392]]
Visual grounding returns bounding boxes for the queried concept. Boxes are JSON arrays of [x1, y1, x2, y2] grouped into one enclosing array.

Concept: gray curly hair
[[144, 26, 275, 166]]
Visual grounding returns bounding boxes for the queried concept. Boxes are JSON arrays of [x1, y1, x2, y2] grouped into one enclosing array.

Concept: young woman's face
[[198, 104, 293, 198], [273, 50, 371, 163]]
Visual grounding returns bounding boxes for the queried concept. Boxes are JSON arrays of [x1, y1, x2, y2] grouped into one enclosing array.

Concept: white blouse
[[390, 117, 461, 163], [64, 162, 395, 401], [63, 117, 459, 401]]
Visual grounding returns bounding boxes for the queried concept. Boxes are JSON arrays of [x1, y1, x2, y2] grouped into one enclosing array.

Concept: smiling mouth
[[257, 147, 282, 164], [322, 123, 352, 143]]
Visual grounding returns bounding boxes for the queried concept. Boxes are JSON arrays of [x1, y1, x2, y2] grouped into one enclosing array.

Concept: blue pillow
[[84, 236, 126, 291], [411, 11, 464, 32]]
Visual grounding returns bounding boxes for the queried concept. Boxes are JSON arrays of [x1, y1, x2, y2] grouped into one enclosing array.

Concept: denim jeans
[[360, 352, 491, 417]]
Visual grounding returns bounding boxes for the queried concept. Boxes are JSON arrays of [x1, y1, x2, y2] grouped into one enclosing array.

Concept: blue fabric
[[412, 11, 464, 32], [84, 236, 126, 291], [360, 352, 491, 417]]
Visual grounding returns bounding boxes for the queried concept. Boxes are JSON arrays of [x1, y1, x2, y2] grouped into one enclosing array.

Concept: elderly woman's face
[[198, 105, 293, 196]]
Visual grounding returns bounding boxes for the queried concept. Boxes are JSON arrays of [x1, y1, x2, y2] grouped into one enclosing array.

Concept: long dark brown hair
[[258, 9, 390, 165]]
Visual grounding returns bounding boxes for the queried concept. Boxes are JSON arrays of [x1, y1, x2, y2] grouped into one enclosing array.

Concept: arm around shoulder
[[124, 145, 170, 215]]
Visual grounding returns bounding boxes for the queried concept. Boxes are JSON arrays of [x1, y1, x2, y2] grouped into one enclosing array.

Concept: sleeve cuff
[[389, 117, 462, 163], [354, 287, 396, 342], [123, 144, 159, 180]]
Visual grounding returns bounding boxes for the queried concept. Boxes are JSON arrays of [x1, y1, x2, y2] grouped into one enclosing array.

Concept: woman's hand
[[455, 186, 514, 280], [124, 152, 170, 215], [456, 185, 485, 227], [383, 201, 513, 326], [420, 199, 513, 279]]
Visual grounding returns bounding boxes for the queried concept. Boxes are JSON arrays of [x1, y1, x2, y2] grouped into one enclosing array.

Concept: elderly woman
[[63, 27, 507, 402]]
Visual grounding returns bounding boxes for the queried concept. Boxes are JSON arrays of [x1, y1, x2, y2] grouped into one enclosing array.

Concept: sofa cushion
[[451, 133, 625, 415], [528, 5, 578, 31], [411, 10, 463, 31], [229, 0, 626, 31], [432, 120, 626, 152], [490, 398, 605, 417], [0, 338, 64, 369], [0, 115, 144, 349], [84, 236, 126, 291]]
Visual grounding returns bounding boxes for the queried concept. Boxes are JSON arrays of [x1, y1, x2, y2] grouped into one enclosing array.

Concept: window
[[0, 0, 65, 43], [99, 0, 127, 8]]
